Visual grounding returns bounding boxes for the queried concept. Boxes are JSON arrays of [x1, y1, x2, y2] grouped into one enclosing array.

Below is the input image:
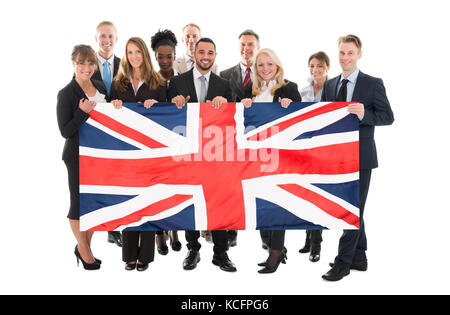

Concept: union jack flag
[[79, 102, 360, 231]]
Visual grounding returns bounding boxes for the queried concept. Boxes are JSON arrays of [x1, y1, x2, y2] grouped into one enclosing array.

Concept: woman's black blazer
[[243, 79, 302, 102], [56, 78, 107, 163], [110, 81, 167, 103]]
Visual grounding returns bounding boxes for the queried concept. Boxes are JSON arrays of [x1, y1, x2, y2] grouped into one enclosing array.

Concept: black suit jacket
[[57, 78, 107, 162], [321, 71, 394, 170], [242, 79, 302, 102], [168, 68, 233, 102], [92, 55, 121, 81], [220, 64, 245, 101], [110, 81, 167, 103]]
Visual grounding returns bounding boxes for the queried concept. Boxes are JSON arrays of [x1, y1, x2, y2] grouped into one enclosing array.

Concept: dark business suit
[[168, 68, 233, 255], [254, 80, 302, 252], [111, 79, 167, 264], [57, 78, 107, 219], [321, 70, 394, 267], [220, 64, 246, 101]]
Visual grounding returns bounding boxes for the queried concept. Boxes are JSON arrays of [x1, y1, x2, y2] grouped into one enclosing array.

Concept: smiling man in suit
[[220, 30, 260, 102], [94, 21, 122, 247], [168, 38, 235, 272], [321, 34, 394, 281], [94, 21, 120, 97]]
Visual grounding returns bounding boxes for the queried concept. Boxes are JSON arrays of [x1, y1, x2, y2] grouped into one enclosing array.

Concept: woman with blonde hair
[[242, 48, 301, 109], [241, 48, 301, 274], [110, 37, 167, 271]]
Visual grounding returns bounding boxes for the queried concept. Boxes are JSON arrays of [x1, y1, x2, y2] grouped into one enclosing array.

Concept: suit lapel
[[232, 64, 245, 99], [113, 56, 120, 77], [71, 79, 88, 100], [351, 71, 365, 102], [332, 75, 341, 100], [185, 69, 198, 102], [206, 72, 218, 101]]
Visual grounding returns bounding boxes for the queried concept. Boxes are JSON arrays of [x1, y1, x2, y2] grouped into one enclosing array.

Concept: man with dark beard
[[168, 38, 236, 272]]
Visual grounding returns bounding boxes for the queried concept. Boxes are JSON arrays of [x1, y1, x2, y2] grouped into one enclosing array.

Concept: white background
[[0, 0, 449, 295]]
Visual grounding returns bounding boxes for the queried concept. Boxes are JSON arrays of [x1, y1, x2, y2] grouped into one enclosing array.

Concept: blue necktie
[[103, 61, 112, 95]]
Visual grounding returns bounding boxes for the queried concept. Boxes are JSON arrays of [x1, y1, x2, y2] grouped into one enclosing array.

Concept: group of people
[[56, 21, 394, 281]]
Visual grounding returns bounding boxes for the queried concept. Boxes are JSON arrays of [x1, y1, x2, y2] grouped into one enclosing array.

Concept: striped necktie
[[243, 67, 251, 89]]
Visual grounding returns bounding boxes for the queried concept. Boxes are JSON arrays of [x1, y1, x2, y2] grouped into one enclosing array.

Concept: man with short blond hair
[[321, 34, 394, 281], [93, 21, 120, 97], [94, 21, 122, 247]]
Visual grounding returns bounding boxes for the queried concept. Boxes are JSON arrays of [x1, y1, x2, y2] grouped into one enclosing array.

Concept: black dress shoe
[[299, 243, 311, 253], [309, 246, 321, 263], [171, 241, 182, 251], [157, 245, 169, 255], [322, 265, 350, 281], [183, 250, 200, 270], [329, 260, 368, 271], [125, 262, 137, 271], [107, 231, 123, 247], [212, 253, 237, 272], [137, 263, 149, 272]]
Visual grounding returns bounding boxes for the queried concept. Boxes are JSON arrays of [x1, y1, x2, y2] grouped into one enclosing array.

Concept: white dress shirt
[[254, 80, 276, 102], [87, 90, 106, 103], [184, 54, 196, 72], [299, 77, 327, 102]]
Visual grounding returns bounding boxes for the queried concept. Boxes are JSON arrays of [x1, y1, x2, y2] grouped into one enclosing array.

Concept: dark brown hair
[[71, 45, 97, 66], [308, 51, 330, 69]]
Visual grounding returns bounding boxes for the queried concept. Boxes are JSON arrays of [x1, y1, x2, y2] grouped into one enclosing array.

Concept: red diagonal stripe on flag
[[247, 102, 353, 141], [277, 184, 360, 228], [89, 109, 167, 149], [87, 194, 193, 231]]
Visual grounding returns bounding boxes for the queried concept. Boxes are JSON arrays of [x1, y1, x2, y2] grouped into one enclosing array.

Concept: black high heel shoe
[[74, 246, 100, 270], [257, 247, 288, 267], [257, 250, 287, 274]]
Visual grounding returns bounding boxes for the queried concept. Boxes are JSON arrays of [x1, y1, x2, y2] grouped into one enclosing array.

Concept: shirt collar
[[340, 68, 359, 84], [240, 62, 252, 73], [193, 66, 211, 81], [262, 80, 276, 89], [97, 52, 114, 65]]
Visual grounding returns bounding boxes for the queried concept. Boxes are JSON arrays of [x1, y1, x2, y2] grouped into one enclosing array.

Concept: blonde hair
[[252, 48, 286, 97], [338, 34, 362, 51], [96, 21, 117, 34], [114, 37, 165, 92]]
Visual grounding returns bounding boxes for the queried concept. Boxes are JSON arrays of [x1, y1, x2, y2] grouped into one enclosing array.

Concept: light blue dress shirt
[[336, 68, 359, 101]]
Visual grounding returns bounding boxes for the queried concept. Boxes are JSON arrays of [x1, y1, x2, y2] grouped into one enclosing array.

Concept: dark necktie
[[337, 79, 349, 102], [243, 67, 251, 89]]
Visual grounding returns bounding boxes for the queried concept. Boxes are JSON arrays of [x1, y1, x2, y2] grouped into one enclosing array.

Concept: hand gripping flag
[[79, 102, 359, 231]]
